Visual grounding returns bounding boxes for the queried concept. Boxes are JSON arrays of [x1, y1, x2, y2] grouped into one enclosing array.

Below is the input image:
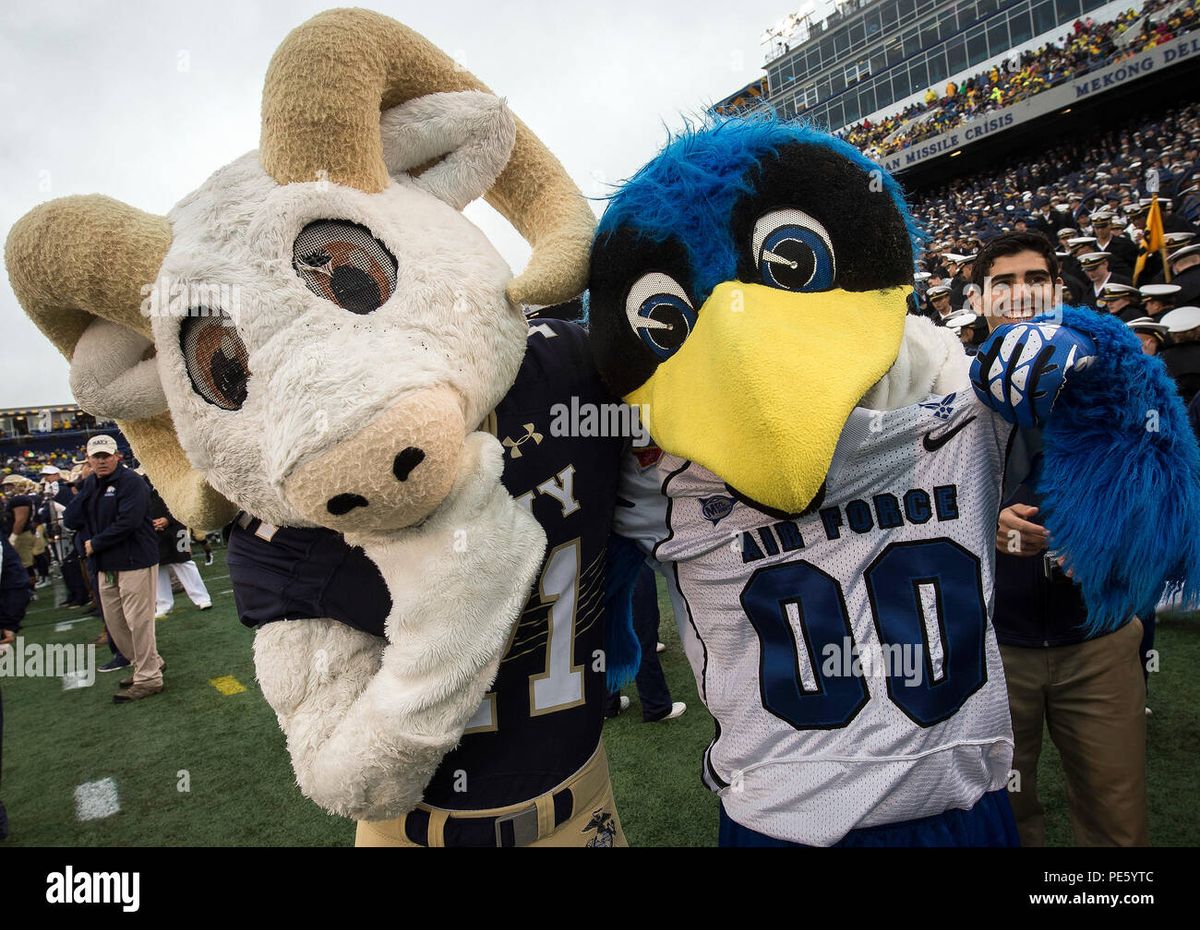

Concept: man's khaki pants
[[98, 567, 164, 687], [1000, 618, 1147, 846]]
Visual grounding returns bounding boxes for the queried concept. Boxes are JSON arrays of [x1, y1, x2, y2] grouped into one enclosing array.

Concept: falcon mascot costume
[[589, 117, 1200, 846]]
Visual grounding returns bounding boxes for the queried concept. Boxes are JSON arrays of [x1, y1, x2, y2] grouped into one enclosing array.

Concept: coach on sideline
[[63, 435, 164, 703]]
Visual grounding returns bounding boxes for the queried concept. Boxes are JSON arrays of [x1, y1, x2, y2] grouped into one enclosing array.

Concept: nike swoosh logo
[[922, 415, 977, 452]]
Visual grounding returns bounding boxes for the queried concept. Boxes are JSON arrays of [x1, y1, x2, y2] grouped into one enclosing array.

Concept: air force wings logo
[[699, 494, 737, 526], [918, 392, 958, 421]]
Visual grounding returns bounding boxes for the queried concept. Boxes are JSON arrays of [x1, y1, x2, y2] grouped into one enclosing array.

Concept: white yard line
[[74, 778, 121, 821], [61, 670, 93, 691]]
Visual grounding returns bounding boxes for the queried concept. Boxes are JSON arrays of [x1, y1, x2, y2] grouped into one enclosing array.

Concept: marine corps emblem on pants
[[583, 809, 617, 847]]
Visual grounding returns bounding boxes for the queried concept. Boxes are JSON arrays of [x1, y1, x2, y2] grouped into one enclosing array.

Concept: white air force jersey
[[616, 391, 1017, 845]]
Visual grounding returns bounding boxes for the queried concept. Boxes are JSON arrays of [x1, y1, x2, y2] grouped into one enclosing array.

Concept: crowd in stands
[[909, 100, 1199, 247], [840, 0, 1200, 158], [2, 449, 85, 479]]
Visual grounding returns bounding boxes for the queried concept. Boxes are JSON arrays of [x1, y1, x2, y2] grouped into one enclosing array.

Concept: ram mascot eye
[[625, 271, 697, 360], [293, 220, 398, 314], [752, 208, 836, 292], [180, 309, 251, 411]]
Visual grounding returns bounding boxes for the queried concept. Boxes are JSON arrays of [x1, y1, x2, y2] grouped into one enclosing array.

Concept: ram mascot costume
[[6, 9, 639, 848], [589, 118, 1200, 846]]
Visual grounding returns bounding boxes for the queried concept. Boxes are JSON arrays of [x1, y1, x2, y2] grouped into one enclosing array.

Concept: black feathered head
[[589, 117, 920, 514]]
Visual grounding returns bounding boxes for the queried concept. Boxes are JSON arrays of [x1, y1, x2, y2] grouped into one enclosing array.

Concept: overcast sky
[[0, 0, 815, 407]]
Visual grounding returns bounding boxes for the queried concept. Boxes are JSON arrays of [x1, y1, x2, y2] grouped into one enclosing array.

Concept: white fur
[[860, 314, 971, 411], [69, 319, 168, 420], [119, 93, 547, 819], [254, 434, 546, 820], [150, 146, 525, 527], [380, 92, 517, 210]]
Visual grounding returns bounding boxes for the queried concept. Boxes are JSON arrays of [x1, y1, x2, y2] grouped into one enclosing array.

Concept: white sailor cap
[[1100, 283, 1140, 300], [1140, 284, 1182, 300], [1160, 306, 1200, 333], [942, 310, 978, 333], [1169, 243, 1200, 263], [1125, 316, 1169, 338]]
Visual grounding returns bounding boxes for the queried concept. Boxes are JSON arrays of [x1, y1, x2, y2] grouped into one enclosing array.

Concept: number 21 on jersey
[[465, 538, 585, 732]]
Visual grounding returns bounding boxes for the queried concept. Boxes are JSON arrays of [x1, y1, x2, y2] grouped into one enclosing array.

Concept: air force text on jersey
[[739, 483, 961, 563], [719, 483, 964, 691]]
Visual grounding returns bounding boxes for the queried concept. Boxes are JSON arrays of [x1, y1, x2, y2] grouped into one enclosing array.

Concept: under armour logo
[[502, 423, 543, 458]]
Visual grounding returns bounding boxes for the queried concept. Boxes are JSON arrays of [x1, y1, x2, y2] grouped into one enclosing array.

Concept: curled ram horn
[[260, 8, 595, 308]]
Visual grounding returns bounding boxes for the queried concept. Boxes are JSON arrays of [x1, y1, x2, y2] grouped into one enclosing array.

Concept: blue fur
[[597, 115, 923, 304], [1036, 305, 1200, 633], [603, 534, 644, 690]]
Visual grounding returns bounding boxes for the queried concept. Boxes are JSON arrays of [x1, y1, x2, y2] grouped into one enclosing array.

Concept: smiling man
[[969, 231, 1064, 329]]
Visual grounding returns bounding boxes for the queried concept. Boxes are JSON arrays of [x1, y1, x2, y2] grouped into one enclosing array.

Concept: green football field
[[2, 547, 1197, 847]]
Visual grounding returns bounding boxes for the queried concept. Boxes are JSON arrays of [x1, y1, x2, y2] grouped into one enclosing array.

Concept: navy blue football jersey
[[423, 318, 622, 809], [227, 318, 623, 810]]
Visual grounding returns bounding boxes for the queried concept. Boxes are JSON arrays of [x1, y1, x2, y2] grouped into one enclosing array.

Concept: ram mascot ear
[[259, 7, 593, 306], [380, 91, 517, 211], [5, 195, 237, 528]]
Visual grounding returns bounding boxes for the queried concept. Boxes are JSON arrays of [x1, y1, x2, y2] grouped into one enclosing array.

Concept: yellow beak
[[626, 281, 910, 514]]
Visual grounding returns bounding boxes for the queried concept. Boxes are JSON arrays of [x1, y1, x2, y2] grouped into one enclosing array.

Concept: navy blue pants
[[60, 552, 90, 605], [719, 789, 1020, 847], [605, 565, 673, 721]]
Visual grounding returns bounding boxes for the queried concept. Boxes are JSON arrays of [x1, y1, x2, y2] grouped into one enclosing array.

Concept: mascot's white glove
[[252, 432, 546, 821]]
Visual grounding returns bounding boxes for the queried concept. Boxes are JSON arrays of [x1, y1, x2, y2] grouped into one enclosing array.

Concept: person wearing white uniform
[[141, 471, 211, 617]]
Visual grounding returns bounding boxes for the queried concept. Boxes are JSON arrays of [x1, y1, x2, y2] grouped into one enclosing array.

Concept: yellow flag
[[1145, 197, 1164, 253], [1135, 198, 1165, 283]]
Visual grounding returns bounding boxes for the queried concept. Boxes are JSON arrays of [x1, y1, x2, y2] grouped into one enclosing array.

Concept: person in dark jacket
[[994, 425, 1147, 850], [63, 436, 163, 702], [974, 234, 1148, 846], [2, 476, 37, 587]]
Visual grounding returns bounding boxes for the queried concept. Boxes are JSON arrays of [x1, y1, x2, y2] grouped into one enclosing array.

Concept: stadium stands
[[840, 0, 1199, 158]]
